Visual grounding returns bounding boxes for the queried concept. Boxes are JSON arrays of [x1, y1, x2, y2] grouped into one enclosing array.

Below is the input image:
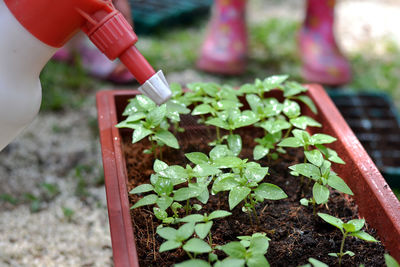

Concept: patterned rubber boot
[[197, 0, 247, 75], [298, 0, 351, 86]]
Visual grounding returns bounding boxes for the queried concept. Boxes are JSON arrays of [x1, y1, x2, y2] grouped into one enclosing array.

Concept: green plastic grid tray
[[129, 0, 213, 34], [328, 90, 400, 188]]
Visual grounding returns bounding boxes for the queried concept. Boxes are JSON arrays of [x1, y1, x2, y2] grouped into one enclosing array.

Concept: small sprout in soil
[[178, 210, 232, 246], [385, 254, 400, 267], [157, 222, 212, 260], [290, 150, 353, 215], [212, 156, 287, 225], [116, 94, 188, 159], [215, 233, 270, 266], [278, 129, 336, 152], [318, 213, 379, 267]]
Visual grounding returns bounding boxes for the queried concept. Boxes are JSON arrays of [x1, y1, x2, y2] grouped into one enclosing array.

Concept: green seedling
[[117, 94, 189, 159], [289, 150, 353, 215], [157, 222, 212, 259], [243, 78, 320, 161], [318, 213, 379, 267], [385, 254, 400, 267], [215, 233, 270, 267], [205, 108, 259, 154], [179, 210, 232, 246], [212, 156, 287, 225], [278, 129, 337, 152], [239, 75, 289, 99], [131, 159, 220, 216]]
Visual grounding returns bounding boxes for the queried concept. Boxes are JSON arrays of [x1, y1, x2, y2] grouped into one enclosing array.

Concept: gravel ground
[[1, 0, 399, 266]]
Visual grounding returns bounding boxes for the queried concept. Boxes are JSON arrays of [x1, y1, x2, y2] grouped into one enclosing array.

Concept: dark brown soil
[[122, 126, 386, 267]]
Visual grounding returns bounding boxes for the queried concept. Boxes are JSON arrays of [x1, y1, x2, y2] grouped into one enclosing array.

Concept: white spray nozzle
[[138, 70, 172, 105]]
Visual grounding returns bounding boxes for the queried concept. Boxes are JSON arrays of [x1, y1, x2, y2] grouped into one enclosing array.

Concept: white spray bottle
[[0, 0, 171, 151]]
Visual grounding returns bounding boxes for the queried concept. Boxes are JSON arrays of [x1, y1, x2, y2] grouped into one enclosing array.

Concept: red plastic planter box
[[96, 84, 400, 267]]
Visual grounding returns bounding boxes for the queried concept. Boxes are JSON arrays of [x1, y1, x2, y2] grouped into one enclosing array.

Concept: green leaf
[[283, 99, 301, 118], [180, 214, 204, 223], [327, 174, 353, 195], [183, 238, 212, 253], [300, 198, 310, 206], [245, 166, 269, 183], [283, 81, 307, 97], [343, 251, 355, 257], [289, 163, 321, 180], [213, 156, 243, 169], [147, 104, 166, 126], [154, 130, 179, 149], [247, 255, 270, 267], [185, 152, 209, 165], [278, 137, 303, 148], [136, 94, 156, 110], [209, 145, 232, 160], [343, 222, 356, 233], [159, 165, 188, 182], [131, 194, 157, 209], [175, 259, 211, 267], [174, 187, 200, 201], [212, 174, 239, 193], [328, 253, 338, 257], [308, 258, 329, 267], [296, 95, 317, 114], [159, 240, 182, 252], [132, 126, 153, 144], [125, 112, 147, 123], [263, 98, 283, 117], [246, 94, 263, 113], [157, 196, 173, 211], [313, 183, 329, 204], [196, 187, 210, 204], [215, 258, 246, 267], [349, 231, 379, 242], [290, 116, 321, 130], [318, 213, 344, 230], [154, 159, 168, 172], [192, 104, 215, 116], [384, 254, 400, 267], [208, 210, 232, 220], [157, 227, 178, 240], [311, 134, 337, 145], [153, 207, 168, 220], [129, 184, 154, 194], [115, 120, 141, 129], [253, 145, 270, 160], [234, 110, 259, 128], [264, 75, 289, 90], [229, 187, 251, 210], [304, 150, 324, 167], [193, 164, 221, 177], [195, 221, 213, 239], [219, 241, 246, 258], [316, 145, 345, 164], [153, 177, 173, 196], [227, 134, 242, 156], [260, 119, 291, 134], [254, 183, 287, 200], [206, 118, 229, 130], [248, 236, 269, 254], [177, 222, 195, 241]]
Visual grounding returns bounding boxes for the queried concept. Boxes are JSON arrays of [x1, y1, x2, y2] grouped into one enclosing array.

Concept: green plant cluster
[[119, 76, 383, 266]]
